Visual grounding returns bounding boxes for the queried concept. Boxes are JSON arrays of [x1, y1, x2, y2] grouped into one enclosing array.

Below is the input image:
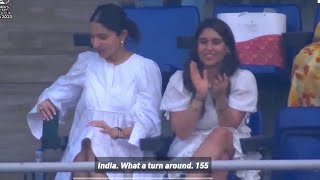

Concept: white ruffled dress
[[27, 51, 162, 180], [160, 69, 261, 180]]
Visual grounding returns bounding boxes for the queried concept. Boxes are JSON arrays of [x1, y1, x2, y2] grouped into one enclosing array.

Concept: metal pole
[[0, 162, 94, 172], [211, 160, 320, 170], [1, 160, 320, 172]]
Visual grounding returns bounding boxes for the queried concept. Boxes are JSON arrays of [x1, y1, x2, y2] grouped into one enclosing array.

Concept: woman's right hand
[[190, 61, 208, 98], [37, 99, 56, 121]]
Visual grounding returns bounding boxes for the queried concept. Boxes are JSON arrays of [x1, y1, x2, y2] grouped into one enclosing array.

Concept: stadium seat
[[74, 6, 199, 94], [229, 111, 266, 180], [314, 8, 320, 29], [240, 111, 272, 156], [123, 6, 200, 154], [41, 109, 67, 151], [272, 107, 320, 180], [124, 6, 199, 70], [248, 111, 264, 136], [74, 6, 199, 71], [283, 7, 320, 81]]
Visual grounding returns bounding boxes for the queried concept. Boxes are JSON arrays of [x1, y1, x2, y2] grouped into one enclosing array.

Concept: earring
[[120, 40, 124, 47]]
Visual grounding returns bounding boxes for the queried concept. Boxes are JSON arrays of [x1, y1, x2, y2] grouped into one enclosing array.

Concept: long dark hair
[[183, 18, 240, 93], [90, 3, 140, 43]]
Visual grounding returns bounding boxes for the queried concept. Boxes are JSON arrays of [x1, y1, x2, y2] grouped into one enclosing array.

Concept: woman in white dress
[[27, 4, 162, 180], [161, 18, 260, 180]]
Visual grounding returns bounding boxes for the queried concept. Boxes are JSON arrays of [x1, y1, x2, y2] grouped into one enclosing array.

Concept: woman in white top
[[161, 18, 260, 180], [27, 4, 162, 180]]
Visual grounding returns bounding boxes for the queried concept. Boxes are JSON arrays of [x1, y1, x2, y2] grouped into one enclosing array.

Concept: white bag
[[217, 12, 287, 67], [217, 12, 286, 42]]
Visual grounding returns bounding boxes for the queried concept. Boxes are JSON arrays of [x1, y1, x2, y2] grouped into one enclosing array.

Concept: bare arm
[[88, 120, 134, 139], [107, 127, 133, 139], [211, 73, 254, 128], [170, 61, 209, 140], [215, 96, 245, 128], [171, 96, 204, 140]]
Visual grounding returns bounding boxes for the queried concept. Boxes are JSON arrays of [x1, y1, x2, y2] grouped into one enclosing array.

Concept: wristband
[[194, 95, 205, 102], [115, 127, 124, 139]]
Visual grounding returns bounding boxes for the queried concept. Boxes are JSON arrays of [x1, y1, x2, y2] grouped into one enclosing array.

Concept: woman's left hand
[[210, 73, 229, 99], [87, 120, 118, 139]]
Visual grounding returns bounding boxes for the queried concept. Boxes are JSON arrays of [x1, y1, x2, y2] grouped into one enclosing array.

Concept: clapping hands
[[190, 61, 229, 99]]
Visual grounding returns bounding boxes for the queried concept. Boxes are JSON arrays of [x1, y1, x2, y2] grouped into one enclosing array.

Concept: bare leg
[[187, 127, 235, 180], [72, 138, 90, 178], [86, 139, 109, 179], [212, 152, 230, 180]]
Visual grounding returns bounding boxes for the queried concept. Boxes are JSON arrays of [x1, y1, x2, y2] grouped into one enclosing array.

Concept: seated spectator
[[27, 3, 162, 180], [288, 22, 320, 107], [161, 18, 260, 180]]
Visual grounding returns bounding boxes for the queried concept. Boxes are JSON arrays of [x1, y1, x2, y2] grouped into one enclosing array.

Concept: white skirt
[[55, 109, 143, 180], [167, 125, 262, 180]]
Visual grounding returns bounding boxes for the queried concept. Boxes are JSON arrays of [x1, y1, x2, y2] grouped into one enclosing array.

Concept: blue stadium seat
[[240, 111, 272, 157], [314, 8, 320, 29], [212, 4, 301, 77], [249, 111, 264, 136], [229, 111, 264, 180], [73, 6, 199, 93], [125, 6, 199, 71], [272, 107, 320, 180], [125, 7, 199, 94]]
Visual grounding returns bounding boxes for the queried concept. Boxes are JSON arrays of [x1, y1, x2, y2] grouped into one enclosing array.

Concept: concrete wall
[[0, 1, 119, 179], [0, 0, 318, 179]]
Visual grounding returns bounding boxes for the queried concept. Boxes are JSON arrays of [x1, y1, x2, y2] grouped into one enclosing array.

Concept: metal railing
[[2, 160, 320, 172]]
